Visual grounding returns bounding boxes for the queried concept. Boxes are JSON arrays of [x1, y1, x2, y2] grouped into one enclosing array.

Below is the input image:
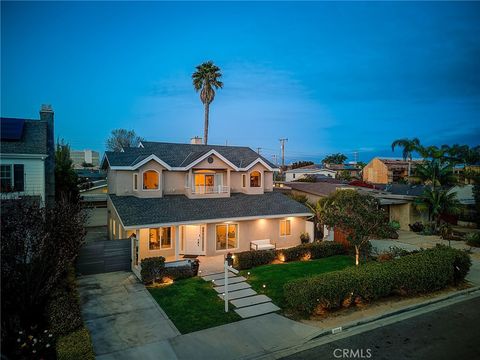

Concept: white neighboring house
[[0, 105, 55, 206], [285, 165, 336, 182]]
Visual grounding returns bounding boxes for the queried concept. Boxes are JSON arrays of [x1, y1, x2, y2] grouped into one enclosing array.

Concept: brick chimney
[[40, 104, 55, 207]]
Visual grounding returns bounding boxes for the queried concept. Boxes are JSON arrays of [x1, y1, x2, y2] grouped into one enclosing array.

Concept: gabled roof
[[102, 141, 277, 171], [287, 182, 354, 197], [109, 191, 311, 228], [0, 118, 48, 155]]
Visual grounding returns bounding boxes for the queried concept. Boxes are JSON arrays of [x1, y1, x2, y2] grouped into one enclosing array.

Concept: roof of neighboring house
[[375, 184, 428, 197], [287, 182, 353, 197], [109, 191, 311, 227], [103, 141, 276, 170], [286, 166, 336, 174], [75, 169, 107, 180], [374, 158, 424, 169], [79, 179, 108, 193], [448, 185, 474, 205], [0, 118, 48, 155]]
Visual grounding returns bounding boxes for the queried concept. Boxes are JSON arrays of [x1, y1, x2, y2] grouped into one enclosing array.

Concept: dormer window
[[250, 171, 261, 187], [143, 170, 159, 190]]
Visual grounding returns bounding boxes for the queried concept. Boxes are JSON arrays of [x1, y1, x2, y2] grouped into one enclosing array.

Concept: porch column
[[175, 225, 180, 260], [227, 169, 231, 194]]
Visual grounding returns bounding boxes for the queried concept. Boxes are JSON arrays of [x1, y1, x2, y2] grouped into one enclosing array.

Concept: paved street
[[283, 296, 480, 360]]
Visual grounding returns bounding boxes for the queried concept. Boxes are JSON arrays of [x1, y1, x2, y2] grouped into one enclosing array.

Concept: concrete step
[[212, 276, 246, 286], [218, 288, 256, 300], [202, 272, 236, 281], [230, 295, 272, 308], [234, 302, 281, 319], [214, 282, 251, 294]]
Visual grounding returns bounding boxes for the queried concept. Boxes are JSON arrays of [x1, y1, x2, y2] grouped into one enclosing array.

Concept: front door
[[184, 225, 206, 255]]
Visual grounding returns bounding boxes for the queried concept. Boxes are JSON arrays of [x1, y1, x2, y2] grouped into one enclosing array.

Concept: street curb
[[259, 286, 480, 359]]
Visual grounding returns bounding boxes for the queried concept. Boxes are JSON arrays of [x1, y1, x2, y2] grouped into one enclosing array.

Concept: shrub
[[409, 222, 424, 232], [56, 327, 95, 360], [279, 242, 346, 262], [300, 232, 310, 244], [141, 256, 165, 284], [465, 232, 480, 247], [284, 247, 471, 315], [234, 250, 276, 270], [389, 220, 401, 231], [161, 265, 195, 281]]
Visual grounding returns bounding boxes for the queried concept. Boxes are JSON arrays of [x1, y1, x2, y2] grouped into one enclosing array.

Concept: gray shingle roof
[[0, 118, 47, 155], [104, 141, 276, 169], [110, 191, 311, 227]]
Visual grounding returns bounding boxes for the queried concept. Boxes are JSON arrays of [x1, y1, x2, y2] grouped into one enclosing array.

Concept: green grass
[[148, 277, 241, 334], [240, 255, 354, 308]]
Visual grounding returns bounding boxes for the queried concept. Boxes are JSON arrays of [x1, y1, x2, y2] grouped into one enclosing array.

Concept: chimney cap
[[40, 104, 53, 112]]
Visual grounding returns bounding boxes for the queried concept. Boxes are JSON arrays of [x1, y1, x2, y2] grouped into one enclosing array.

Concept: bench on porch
[[250, 239, 276, 251]]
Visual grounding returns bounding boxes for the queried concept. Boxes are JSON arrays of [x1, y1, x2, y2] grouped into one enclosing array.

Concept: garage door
[[76, 239, 131, 275]]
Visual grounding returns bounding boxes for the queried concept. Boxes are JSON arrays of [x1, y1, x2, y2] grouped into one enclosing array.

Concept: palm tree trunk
[[408, 159, 411, 177], [204, 102, 209, 145], [355, 245, 359, 266]]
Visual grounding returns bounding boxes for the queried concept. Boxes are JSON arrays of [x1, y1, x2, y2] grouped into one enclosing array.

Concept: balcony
[[191, 185, 229, 195]]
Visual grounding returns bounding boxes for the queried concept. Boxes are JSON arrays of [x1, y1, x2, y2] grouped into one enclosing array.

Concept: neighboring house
[[71, 149, 100, 169], [324, 163, 362, 179], [363, 157, 423, 184], [284, 181, 354, 204], [0, 105, 55, 206], [101, 140, 313, 277], [80, 180, 108, 227], [285, 164, 337, 182]]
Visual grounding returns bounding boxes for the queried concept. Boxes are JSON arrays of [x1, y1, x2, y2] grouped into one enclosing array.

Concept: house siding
[[0, 156, 46, 202]]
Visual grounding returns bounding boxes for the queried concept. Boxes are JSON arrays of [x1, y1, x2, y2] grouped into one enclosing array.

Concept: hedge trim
[[56, 327, 95, 360], [284, 246, 471, 315]]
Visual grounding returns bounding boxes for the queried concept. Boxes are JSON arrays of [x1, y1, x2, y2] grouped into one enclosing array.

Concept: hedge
[[141, 256, 166, 284], [56, 327, 95, 360], [284, 246, 471, 315], [233, 242, 346, 270], [141, 257, 199, 284], [234, 250, 277, 270]]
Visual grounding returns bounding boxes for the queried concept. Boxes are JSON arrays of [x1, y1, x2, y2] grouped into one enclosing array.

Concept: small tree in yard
[[1, 199, 86, 353], [320, 190, 391, 266]]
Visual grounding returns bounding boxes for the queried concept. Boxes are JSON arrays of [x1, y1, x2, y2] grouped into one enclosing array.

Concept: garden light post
[[224, 253, 238, 313]]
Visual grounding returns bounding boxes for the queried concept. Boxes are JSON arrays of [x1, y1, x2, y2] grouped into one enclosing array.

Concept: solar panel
[[0, 118, 25, 140]]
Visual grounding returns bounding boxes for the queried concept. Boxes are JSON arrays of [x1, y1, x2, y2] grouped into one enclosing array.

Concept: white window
[[216, 223, 238, 250], [280, 219, 291, 236], [149, 227, 172, 250], [0, 164, 24, 192], [0, 165, 12, 192], [250, 171, 261, 187], [143, 170, 159, 190], [133, 173, 138, 190], [112, 219, 116, 237]]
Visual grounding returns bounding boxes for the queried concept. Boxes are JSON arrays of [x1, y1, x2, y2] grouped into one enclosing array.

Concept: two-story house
[[0, 105, 55, 207], [102, 140, 313, 275]]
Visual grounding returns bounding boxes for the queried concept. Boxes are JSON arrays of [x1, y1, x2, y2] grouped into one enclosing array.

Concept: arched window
[[143, 170, 159, 190], [250, 171, 261, 187]]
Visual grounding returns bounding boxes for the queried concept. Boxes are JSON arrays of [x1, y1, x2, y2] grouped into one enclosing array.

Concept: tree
[[106, 129, 144, 151], [291, 161, 314, 169], [337, 170, 352, 181], [412, 160, 457, 189], [320, 190, 390, 265], [1, 199, 86, 350], [192, 61, 223, 145], [55, 140, 79, 202], [415, 188, 461, 230], [391, 137, 421, 176], [81, 161, 94, 168], [322, 153, 347, 165]]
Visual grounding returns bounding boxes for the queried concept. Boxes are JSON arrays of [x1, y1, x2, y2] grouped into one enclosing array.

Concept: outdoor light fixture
[[226, 252, 234, 267], [262, 284, 266, 288]]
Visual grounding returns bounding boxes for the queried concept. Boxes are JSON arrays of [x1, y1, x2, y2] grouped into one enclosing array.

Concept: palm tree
[[391, 138, 421, 176], [415, 188, 461, 230], [192, 61, 223, 145], [412, 160, 457, 189]]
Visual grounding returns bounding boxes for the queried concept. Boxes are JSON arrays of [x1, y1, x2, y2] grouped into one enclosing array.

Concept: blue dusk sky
[[2, 1, 479, 164]]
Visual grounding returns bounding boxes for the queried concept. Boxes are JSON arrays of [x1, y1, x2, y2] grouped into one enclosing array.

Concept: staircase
[[202, 271, 280, 318]]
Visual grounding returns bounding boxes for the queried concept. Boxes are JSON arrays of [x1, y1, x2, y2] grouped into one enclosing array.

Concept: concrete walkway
[[77, 271, 180, 359], [202, 270, 281, 318]]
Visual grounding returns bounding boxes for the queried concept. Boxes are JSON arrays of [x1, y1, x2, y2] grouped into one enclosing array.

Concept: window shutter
[[14, 164, 24, 192]]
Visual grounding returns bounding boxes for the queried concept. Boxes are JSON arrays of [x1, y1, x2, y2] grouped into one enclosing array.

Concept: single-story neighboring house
[[284, 165, 337, 182]]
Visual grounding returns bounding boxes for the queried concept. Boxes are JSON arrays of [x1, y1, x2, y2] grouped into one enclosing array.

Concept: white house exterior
[[0, 105, 55, 206], [285, 167, 337, 182]]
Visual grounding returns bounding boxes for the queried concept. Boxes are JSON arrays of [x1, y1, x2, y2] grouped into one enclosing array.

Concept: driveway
[[77, 271, 180, 359]]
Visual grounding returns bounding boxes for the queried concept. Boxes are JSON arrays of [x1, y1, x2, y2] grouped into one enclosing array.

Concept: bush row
[[284, 246, 471, 315], [141, 256, 199, 284], [234, 242, 346, 270], [56, 327, 95, 360]]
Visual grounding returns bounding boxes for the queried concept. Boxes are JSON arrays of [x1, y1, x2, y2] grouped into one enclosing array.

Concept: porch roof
[[109, 191, 311, 228]]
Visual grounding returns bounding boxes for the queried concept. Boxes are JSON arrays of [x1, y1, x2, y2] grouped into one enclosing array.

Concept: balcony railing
[[191, 185, 229, 194]]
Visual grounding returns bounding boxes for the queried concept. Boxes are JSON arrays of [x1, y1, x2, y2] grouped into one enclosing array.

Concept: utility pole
[[353, 151, 358, 164], [279, 138, 288, 169], [257, 147, 262, 155]]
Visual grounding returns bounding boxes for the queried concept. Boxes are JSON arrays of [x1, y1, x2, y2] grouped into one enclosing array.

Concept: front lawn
[[148, 277, 241, 334], [241, 255, 354, 308]]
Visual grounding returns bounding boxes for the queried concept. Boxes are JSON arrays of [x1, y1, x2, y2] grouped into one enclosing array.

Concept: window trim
[[280, 219, 291, 236], [148, 226, 173, 251], [142, 169, 160, 191], [0, 164, 13, 192], [249, 170, 262, 188], [215, 223, 239, 251], [133, 173, 138, 191]]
